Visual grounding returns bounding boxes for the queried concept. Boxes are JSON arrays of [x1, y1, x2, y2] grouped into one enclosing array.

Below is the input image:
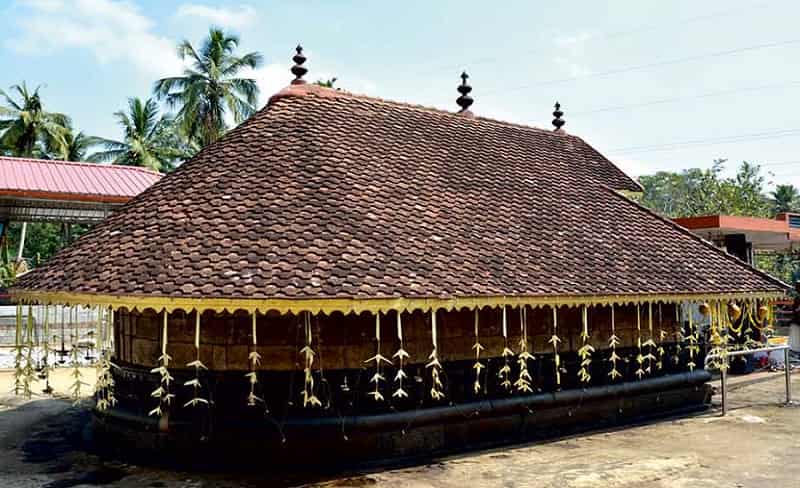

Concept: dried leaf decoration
[[472, 308, 485, 395], [706, 301, 729, 372], [301, 312, 321, 407], [642, 302, 657, 374], [686, 303, 699, 371], [426, 309, 445, 401], [392, 312, 409, 399], [365, 311, 391, 402], [515, 306, 533, 393], [69, 307, 88, 404], [183, 311, 209, 408], [94, 307, 117, 411], [608, 305, 622, 380], [551, 306, 561, 387], [672, 303, 683, 366], [246, 311, 263, 406], [149, 310, 174, 416], [577, 306, 593, 384], [40, 306, 55, 393], [21, 305, 36, 399], [13, 305, 23, 396], [498, 306, 513, 391], [634, 304, 646, 380]]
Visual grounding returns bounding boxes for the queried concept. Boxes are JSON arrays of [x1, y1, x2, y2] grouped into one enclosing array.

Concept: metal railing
[[705, 345, 793, 415]]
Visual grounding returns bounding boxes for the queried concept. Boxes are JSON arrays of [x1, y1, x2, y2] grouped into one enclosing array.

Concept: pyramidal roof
[[12, 83, 787, 307]]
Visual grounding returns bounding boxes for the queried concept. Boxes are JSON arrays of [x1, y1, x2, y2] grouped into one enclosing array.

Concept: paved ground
[[0, 367, 797, 487]]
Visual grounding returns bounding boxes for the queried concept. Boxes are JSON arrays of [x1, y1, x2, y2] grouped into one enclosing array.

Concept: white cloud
[[6, 0, 183, 79], [176, 3, 257, 29]]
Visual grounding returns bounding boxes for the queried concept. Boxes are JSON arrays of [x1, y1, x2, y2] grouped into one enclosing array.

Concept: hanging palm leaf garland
[[608, 305, 622, 380], [94, 307, 117, 411], [245, 311, 263, 406], [672, 304, 683, 366], [14, 305, 23, 395], [550, 306, 562, 387], [149, 311, 175, 417], [686, 303, 700, 371], [301, 311, 322, 407], [392, 312, 409, 399], [743, 301, 759, 349], [634, 304, 646, 380], [19, 305, 34, 399], [41, 305, 54, 393], [365, 311, 391, 402], [471, 308, 485, 395], [577, 305, 594, 384], [497, 306, 513, 391], [515, 306, 533, 393], [655, 303, 666, 371], [69, 307, 88, 404], [642, 303, 657, 375], [426, 310, 445, 401], [184, 312, 209, 408], [703, 302, 726, 371]]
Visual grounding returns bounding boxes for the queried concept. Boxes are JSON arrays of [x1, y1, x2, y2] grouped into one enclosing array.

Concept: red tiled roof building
[[10, 48, 787, 464]]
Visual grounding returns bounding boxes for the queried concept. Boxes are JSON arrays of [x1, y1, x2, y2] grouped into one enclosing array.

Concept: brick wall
[[116, 304, 680, 371]]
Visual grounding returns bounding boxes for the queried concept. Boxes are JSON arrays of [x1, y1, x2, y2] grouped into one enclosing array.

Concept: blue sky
[[2, 0, 799, 188]]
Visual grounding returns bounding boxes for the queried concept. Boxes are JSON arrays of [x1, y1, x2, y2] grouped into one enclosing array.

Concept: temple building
[[9, 47, 788, 464]]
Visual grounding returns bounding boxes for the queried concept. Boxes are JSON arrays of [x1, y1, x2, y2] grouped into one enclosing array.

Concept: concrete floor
[[0, 367, 797, 487]]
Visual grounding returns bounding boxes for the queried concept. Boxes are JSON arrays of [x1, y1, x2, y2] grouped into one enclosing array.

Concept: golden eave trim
[[9, 290, 786, 315]]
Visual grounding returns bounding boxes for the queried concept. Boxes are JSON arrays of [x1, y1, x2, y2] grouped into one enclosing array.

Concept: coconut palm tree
[[153, 28, 263, 148], [44, 125, 102, 161], [770, 184, 800, 215], [0, 82, 70, 157], [89, 97, 182, 172]]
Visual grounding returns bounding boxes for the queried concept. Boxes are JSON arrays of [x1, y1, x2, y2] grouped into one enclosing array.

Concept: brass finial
[[291, 45, 308, 84], [456, 71, 474, 113]]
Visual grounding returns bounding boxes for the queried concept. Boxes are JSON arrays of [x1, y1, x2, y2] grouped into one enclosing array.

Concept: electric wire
[[482, 38, 800, 97]]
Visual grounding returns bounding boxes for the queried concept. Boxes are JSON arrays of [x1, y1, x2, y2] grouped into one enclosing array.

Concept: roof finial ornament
[[552, 102, 565, 131], [291, 45, 308, 85], [456, 71, 474, 114]]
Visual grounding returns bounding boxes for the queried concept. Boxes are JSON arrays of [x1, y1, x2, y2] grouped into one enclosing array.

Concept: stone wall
[[115, 304, 681, 371]]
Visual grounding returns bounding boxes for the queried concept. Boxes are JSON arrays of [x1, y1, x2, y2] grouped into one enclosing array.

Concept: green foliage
[[89, 97, 185, 172], [154, 28, 263, 148], [638, 159, 800, 283], [4, 222, 88, 266], [755, 252, 800, 284], [0, 240, 17, 287], [769, 184, 800, 216], [0, 82, 71, 157], [638, 159, 769, 218], [314, 78, 338, 89], [50, 127, 103, 162]]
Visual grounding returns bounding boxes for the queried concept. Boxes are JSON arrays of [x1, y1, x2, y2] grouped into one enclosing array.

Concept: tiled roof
[[13, 84, 786, 299], [0, 156, 161, 203]]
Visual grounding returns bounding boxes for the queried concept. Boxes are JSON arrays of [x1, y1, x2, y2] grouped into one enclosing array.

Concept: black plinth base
[[91, 369, 711, 469]]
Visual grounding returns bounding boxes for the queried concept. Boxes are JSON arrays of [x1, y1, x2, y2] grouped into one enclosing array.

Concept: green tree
[[89, 97, 182, 172], [769, 184, 799, 216], [638, 159, 768, 218], [45, 125, 102, 161], [0, 82, 70, 157], [153, 28, 263, 148]]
